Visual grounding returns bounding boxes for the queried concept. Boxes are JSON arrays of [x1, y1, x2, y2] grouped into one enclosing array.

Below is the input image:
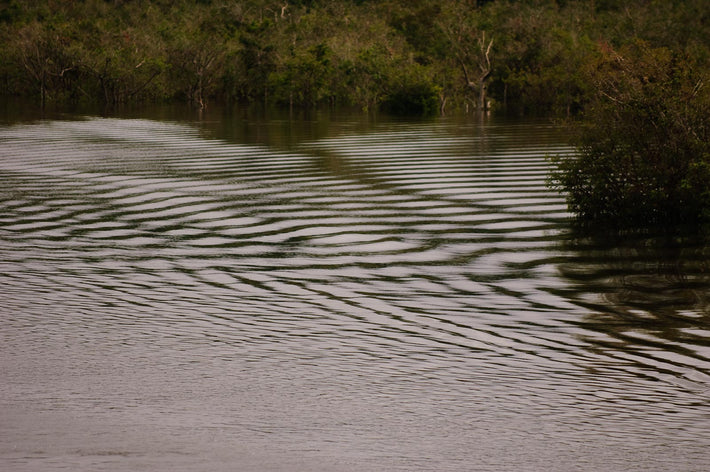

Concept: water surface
[[1, 110, 709, 471]]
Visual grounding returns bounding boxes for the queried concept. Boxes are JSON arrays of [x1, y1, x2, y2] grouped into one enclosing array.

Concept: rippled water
[[1, 110, 709, 471]]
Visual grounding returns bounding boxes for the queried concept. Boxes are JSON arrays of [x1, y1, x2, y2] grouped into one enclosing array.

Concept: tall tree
[[438, 1, 493, 111]]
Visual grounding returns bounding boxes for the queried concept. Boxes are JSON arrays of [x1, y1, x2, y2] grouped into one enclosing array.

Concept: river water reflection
[[1, 107, 709, 471]]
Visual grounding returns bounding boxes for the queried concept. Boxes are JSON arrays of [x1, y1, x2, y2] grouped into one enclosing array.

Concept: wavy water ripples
[[1, 116, 709, 471]]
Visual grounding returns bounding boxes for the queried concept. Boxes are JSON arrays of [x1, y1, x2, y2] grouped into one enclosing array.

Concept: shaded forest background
[[1, 0, 709, 115]]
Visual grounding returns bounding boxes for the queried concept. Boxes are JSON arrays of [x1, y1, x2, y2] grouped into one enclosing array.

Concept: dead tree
[[459, 32, 493, 112]]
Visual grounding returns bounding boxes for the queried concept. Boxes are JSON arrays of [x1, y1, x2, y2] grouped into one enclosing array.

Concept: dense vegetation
[[551, 41, 710, 229], [3, 0, 710, 229], [2, 0, 708, 115]]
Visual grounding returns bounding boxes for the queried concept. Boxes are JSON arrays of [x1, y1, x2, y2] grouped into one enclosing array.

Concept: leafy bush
[[551, 42, 710, 230], [381, 76, 440, 116]]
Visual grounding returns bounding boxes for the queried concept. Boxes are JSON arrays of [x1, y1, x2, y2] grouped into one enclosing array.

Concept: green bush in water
[[381, 80, 439, 116], [551, 42, 710, 231]]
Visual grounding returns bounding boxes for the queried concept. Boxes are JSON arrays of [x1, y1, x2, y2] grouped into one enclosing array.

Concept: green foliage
[[381, 63, 439, 115], [269, 42, 335, 107], [0, 0, 25, 24], [381, 82, 439, 115], [551, 42, 710, 229], [0, 0, 708, 116]]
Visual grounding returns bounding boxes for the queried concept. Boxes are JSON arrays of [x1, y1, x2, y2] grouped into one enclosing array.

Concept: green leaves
[[1, 0, 708, 117], [552, 42, 710, 230]]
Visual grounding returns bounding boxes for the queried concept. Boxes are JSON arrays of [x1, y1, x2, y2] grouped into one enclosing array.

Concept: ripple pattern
[[1, 117, 709, 471]]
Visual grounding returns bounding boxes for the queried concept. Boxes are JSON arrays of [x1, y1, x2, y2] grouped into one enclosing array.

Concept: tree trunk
[[458, 32, 493, 113]]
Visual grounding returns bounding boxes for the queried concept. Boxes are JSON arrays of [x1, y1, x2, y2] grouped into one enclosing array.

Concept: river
[[1, 106, 709, 471]]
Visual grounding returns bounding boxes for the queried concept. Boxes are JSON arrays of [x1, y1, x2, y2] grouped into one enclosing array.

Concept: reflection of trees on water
[[558, 232, 710, 357]]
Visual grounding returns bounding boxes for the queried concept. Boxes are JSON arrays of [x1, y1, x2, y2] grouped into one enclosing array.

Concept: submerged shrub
[[551, 42, 710, 230], [381, 63, 440, 115], [381, 81, 439, 115]]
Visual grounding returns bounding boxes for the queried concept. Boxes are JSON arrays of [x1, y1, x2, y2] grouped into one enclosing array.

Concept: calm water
[[1, 108, 709, 471]]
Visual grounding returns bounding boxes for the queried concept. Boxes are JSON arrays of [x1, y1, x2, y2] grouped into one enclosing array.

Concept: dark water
[[1, 108, 709, 471]]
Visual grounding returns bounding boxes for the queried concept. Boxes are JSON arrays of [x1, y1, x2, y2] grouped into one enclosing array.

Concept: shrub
[[381, 81, 439, 115], [551, 42, 710, 230], [381, 62, 439, 115]]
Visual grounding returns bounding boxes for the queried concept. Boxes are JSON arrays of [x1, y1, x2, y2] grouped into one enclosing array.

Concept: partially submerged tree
[[438, 3, 493, 112], [454, 31, 493, 112], [551, 42, 710, 230], [15, 22, 77, 107]]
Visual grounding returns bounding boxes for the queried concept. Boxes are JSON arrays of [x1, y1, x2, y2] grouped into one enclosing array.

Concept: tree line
[[1, 0, 708, 115]]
